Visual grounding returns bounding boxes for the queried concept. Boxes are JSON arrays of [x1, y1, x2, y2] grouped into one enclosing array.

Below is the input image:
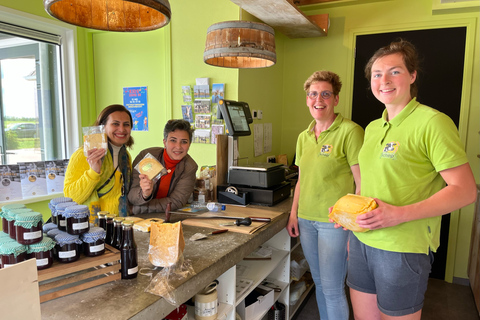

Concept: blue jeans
[[298, 218, 349, 320]]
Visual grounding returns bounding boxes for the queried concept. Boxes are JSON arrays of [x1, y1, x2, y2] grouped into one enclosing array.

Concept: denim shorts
[[346, 233, 433, 317]]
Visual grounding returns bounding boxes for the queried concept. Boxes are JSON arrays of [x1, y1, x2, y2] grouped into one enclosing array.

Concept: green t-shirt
[[356, 98, 468, 254], [295, 114, 364, 222]]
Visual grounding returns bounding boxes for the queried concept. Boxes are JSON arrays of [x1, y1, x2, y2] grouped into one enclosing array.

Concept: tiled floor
[[294, 278, 479, 320]]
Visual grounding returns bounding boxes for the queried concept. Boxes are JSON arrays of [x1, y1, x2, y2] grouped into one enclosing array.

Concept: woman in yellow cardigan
[[64, 105, 134, 222]]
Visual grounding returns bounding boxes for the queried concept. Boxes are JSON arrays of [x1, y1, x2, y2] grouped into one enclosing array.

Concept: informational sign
[[123, 86, 148, 131]]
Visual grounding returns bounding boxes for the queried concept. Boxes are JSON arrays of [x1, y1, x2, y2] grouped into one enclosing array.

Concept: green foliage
[[5, 130, 18, 150]]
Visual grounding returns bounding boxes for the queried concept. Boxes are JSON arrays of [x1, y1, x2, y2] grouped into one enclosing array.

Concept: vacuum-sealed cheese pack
[[83, 125, 107, 157], [148, 221, 185, 267], [328, 194, 377, 232], [134, 153, 168, 182]]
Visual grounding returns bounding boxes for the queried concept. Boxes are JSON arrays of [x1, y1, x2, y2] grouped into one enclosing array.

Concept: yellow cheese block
[[148, 221, 185, 267], [138, 157, 165, 180], [328, 194, 377, 232], [133, 218, 163, 232]]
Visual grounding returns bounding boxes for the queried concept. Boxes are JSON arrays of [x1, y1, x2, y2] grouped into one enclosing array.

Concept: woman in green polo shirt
[[347, 39, 477, 319], [286, 70, 364, 320]]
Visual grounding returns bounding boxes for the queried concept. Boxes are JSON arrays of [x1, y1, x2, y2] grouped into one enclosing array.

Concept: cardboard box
[[236, 287, 274, 320]]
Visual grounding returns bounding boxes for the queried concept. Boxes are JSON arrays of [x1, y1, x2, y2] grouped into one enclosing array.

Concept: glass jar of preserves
[[55, 201, 77, 231], [0, 241, 27, 268], [120, 220, 138, 279], [105, 214, 115, 245], [1, 204, 26, 235], [27, 236, 56, 270], [80, 227, 106, 257], [15, 211, 43, 245], [54, 233, 82, 263], [49, 197, 73, 225], [0, 235, 16, 269], [64, 205, 90, 235], [6, 208, 33, 240], [43, 222, 58, 234], [111, 217, 124, 249], [97, 211, 108, 230]]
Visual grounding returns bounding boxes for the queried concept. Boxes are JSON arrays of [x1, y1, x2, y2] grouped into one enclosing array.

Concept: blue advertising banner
[[123, 86, 148, 131]]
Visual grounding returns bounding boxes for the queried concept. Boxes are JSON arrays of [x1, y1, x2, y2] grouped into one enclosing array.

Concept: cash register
[[215, 99, 290, 206]]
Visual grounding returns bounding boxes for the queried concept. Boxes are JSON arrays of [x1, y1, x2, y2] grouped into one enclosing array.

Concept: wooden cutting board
[[181, 205, 284, 234]]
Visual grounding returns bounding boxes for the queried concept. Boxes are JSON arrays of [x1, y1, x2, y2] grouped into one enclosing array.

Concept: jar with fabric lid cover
[[55, 201, 77, 231], [15, 211, 43, 245], [6, 208, 33, 240], [80, 227, 106, 257], [27, 236, 56, 270], [54, 233, 82, 263], [1, 204, 26, 234], [43, 222, 58, 234], [0, 241, 27, 268], [49, 197, 73, 225], [64, 205, 90, 235], [0, 236, 16, 268]]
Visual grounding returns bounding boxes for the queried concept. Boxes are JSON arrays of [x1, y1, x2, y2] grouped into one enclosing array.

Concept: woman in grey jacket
[[128, 120, 198, 214]]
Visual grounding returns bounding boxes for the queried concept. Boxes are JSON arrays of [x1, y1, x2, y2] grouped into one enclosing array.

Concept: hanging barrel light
[[204, 21, 276, 68], [44, 0, 171, 32]]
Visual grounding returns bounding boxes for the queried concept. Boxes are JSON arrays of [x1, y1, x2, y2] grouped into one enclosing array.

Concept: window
[[0, 7, 79, 165]]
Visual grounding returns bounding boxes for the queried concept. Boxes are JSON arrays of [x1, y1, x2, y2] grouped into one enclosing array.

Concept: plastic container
[[55, 201, 77, 231], [54, 233, 82, 263], [80, 227, 106, 257], [6, 208, 33, 240], [191, 201, 207, 210], [27, 236, 56, 270], [206, 202, 226, 212], [0, 241, 27, 268], [64, 205, 90, 235], [14, 211, 43, 245], [49, 197, 73, 225]]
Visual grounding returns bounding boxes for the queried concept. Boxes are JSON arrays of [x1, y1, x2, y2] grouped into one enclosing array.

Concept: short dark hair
[[94, 104, 134, 148], [364, 39, 420, 98], [163, 119, 195, 142], [303, 70, 342, 96]]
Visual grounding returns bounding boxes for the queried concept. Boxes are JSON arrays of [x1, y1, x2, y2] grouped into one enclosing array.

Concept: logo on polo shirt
[[319, 144, 333, 157], [381, 141, 399, 159]]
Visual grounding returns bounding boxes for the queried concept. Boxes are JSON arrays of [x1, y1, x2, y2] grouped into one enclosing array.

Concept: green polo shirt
[[356, 98, 468, 254], [295, 114, 364, 222]]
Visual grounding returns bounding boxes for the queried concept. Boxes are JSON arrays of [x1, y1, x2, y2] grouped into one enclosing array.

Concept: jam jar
[[1, 204, 26, 234], [15, 212, 43, 245], [43, 222, 58, 234], [55, 201, 77, 231], [0, 236, 16, 269], [27, 236, 56, 270], [49, 197, 73, 225], [0, 241, 27, 268], [64, 205, 90, 235], [80, 227, 106, 257], [54, 233, 82, 263], [6, 208, 33, 240]]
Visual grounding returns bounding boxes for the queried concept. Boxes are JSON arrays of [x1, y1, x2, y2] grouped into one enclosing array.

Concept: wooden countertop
[[40, 198, 292, 319]]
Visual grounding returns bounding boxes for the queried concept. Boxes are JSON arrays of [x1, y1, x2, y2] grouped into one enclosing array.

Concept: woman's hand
[[328, 206, 349, 230], [139, 174, 154, 199], [86, 148, 106, 174], [355, 198, 405, 230], [286, 212, 300, 237]]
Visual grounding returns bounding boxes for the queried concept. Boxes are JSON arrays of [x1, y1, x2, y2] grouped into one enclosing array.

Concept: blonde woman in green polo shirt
[[346, 40, 477, 320], [286, 70, 364, 320]]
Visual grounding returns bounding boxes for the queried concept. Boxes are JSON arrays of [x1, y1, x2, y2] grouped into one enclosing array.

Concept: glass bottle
[[97, 211, 108, 230], [111, 217, 124, 249], [105, 214, 115, 246], [120, 220, 138, 279]]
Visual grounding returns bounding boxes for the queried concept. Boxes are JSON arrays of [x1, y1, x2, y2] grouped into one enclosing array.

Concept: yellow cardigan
[[64, 148, 130, 222]]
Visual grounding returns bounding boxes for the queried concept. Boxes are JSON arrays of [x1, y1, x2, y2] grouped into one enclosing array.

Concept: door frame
[[343, 17, 477, 283]]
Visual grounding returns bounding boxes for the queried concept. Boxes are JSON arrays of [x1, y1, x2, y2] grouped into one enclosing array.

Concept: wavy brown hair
[[94, 104, 134, 148]]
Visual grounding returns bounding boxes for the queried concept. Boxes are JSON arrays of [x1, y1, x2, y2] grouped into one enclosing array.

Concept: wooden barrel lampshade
[[204, 21, 276, 68], [44, 0, 171, 32]]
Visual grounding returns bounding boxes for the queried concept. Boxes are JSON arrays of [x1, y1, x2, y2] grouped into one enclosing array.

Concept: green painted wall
[[0, 0, 478, 281]]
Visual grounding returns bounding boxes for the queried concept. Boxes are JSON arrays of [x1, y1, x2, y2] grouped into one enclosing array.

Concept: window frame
[[0, 5, 80, 159]]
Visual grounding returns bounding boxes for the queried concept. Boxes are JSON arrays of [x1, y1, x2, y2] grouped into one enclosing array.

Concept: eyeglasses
[[306, 90, 334, 100]]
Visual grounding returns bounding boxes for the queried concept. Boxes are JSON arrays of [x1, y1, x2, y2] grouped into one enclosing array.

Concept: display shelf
[[289, 280, 314, 319], [186, 302, 233, 320]]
